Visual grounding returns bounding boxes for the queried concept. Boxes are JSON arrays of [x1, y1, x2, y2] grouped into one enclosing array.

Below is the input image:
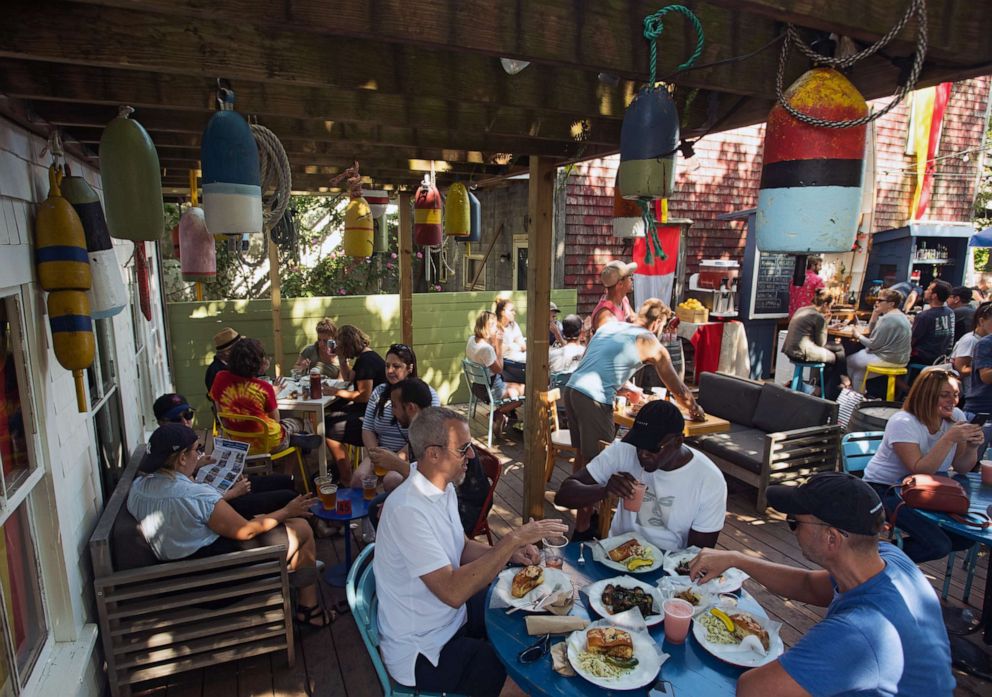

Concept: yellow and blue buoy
[[201, 89, 263, 235], [35, 167, 91, 292], [464, 190, 481, 243]]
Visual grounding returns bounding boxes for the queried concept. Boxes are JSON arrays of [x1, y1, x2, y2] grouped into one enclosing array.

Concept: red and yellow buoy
[[414, 178, 442, 246]]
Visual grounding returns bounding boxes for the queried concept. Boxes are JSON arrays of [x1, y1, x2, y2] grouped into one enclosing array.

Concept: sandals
[[295, 603, 337, 628]]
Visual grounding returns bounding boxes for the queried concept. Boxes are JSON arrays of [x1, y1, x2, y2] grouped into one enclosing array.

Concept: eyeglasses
[[786, 516, 848, 537], [428, 442, 474, 457]]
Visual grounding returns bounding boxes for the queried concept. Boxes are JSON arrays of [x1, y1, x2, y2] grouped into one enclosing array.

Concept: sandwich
[[731, 612, 770, 651], [586, 627, 634, 660], [511, 565, 544, 598], [608, 540, 646, 563]]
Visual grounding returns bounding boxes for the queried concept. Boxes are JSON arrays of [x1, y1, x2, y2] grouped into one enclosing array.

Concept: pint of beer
[[316, 477, 337, 511], [362, 476, 378, 501]]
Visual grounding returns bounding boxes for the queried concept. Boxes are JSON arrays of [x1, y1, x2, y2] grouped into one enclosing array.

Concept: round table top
[[485, 543, 755, 697], [309, 486, 371, 522]]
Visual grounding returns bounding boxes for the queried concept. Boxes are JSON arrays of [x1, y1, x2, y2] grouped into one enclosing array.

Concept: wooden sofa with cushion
[[89, 445, 293, 697], [688, 372, 841, 511]]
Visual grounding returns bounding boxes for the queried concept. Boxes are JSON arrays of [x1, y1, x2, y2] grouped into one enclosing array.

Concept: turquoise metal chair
[[462, 359, 524, 447], [346, 544, 461, 696]]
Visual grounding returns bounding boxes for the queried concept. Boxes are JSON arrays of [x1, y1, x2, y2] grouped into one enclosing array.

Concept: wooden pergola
[[3, 0, 991, 519]]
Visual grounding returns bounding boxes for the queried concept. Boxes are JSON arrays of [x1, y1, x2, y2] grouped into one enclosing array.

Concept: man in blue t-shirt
[[689, 473, 954, 697], [911, 280, 955, 365]]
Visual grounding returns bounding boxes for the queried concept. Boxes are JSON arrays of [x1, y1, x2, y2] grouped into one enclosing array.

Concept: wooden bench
[[89, 446, 294, 697]]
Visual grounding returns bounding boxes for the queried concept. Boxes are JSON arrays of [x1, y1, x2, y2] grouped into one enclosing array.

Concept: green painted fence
[[166, 289, 577, 428]]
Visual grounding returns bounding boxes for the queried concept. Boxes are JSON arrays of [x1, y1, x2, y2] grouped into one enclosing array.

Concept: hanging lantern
[[362, 189, 389, 220], [413, 176, 442, 246], [34, 166, 94, 412], [201, 88, 263, 235], [61, 172, 128, 319], [611, 174, 646, 238], [444, 182, 471, 237], [756, 68, 868, 253], [464, 190, 482, 243], [179, 207, 216, 282], [343, 196, 374, 257], [98, 107, 164, 241]]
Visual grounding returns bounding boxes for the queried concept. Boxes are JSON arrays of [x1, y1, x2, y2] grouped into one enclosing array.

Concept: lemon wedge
[[710, 607, 735, 632], [626, 557, 653, 571]]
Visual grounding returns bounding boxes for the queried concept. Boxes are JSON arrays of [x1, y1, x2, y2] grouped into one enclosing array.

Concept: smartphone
[[970, 413, 989, 427]]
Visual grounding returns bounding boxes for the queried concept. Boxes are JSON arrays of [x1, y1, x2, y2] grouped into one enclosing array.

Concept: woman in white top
[[127, 424, 335, 626], [495, 298, 527, 383], [466, 311, 523, 433], [862, 370, 982, 562], [951, 301, 992, 399]]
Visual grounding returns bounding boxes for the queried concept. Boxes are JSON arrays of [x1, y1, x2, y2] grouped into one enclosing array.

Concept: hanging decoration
[[179, 171, 216, 283], [909, 82, 952, 220], [34, 163, 94, 413], [99, 106, 164, 241], [414, 170, 443, 246], [60, 164, 127, 319], [444, 182, 471, 237], [611, 173, 646, 238], [135, 242, 152, 321], [201, 84, 263, 235], [618, 5, 704, 264], [343, 196, 374, 257], [465, 189, 482, 244], [757, 3, 927, 252], [362, 189, 391, 252], [251, 122, 292, 232], [170, 224, 182, 258]]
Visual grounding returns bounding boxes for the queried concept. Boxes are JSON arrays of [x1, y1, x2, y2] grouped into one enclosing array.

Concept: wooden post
[[268, 238, 284, 377], [398, 192, 414, 346], [523, 157, 556, 522]]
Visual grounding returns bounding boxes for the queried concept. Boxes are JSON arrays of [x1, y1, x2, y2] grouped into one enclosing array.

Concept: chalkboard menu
[[748, 250, 794, 319]]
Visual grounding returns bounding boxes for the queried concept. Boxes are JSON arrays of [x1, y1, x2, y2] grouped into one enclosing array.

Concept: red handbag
[[893, 474, 990, 528]]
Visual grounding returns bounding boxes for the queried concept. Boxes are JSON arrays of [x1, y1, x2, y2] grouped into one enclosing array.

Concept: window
[[87, 318, 125, 499], [463, 254, 487, 290], [512, 235, 529, 291]]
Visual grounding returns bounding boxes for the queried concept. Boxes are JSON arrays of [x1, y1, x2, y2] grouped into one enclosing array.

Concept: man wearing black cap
[[555, 400, 726, 550], [689, 473, 954, 696]]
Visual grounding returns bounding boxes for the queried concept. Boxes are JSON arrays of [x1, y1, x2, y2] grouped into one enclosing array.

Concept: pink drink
[[981, 460, 992, 486], [625, 482, 647, 513], [663, 599, 694, 644]]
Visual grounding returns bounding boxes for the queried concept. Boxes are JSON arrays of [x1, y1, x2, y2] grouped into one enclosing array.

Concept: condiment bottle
[[310, 369, 322, 399]]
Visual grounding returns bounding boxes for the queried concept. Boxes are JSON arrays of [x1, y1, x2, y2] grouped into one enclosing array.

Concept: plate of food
[[566, 626, 663, 690], [692, 606, 784, 668], [657, 576, 718, 617], [662, 548, 748, 594], [493, 565, 572, 611], [585, 577, 665, 626], [595, 536, 663, 574]]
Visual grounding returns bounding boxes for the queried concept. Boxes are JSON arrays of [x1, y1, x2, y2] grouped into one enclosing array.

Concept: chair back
[[469, 442, 502, 543], [462, 358, 492, 388], [841, 431, 884, 475], [546, 388, 562, 433], [549, 371, 572, 389], [216, 411, 273, 456]]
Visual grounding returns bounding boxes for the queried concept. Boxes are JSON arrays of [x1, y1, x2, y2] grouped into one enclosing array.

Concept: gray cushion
[[751, 383, 836, 433], [111, 508, 160, 571], [697, 373, 762, 428], [690, 425, 766, 474]]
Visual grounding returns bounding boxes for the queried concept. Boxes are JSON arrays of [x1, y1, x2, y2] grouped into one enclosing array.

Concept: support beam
[[268, 239, 284, 379], [522, 156, 556, 523], [398, 193, 414, 347]]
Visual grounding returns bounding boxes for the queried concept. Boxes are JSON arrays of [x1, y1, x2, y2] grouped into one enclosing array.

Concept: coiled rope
[[251, 123, 293, 232]]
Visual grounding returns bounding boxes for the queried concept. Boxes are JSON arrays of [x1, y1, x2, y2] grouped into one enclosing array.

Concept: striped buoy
[[756, 67, 867, 252], [201, 89, 263, 235], [362, 189, 389, 220], [61, 172, 127, 319], [99, 107, 164, 241], [179, 207, 216, 282], [343, 196, 374, 257], [444, 182, 471, 237], [35, 167, 91, 291], [414, 179, 442, 246], [47, 290, 95, 413], [464, 190, 481, 243], [612, 174, 646, 238], [618, 87, 679, 202]]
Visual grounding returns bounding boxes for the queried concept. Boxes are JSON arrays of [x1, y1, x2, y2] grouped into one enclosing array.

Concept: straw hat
[[213, 327, 241, 351]]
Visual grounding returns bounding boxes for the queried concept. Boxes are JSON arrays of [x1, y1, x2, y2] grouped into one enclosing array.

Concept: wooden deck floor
[[135, 406, 990, 697]]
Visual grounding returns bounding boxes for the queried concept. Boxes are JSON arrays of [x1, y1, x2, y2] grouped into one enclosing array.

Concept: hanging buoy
[[135, 242, 152, 321], [61, 171, 127, 319], [99, 107, 164, 241], [179, 207, 216, 282], [201, 88, 263, 235], [46, 290, 95, 413], [444, 182, 471, 237], [414, 177, 443, 246], [612, 174, 646, 238], [756, 68, 867, 253], [362, 189, 389, 220], [618, 87, 679, 202], [35, 167, 91, 291], [464, 190, 482, 243], [343, 196, 374, 257]]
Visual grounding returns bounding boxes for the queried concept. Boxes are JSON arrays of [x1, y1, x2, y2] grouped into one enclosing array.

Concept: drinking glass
[[316, 477, 337, 511], [541, 534, 568, 569], [362, 475, 378, 501], [663, 598, 694, 644]]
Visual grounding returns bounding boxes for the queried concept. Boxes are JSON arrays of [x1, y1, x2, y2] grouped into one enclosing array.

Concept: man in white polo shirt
[[374, 407, 567, 696]]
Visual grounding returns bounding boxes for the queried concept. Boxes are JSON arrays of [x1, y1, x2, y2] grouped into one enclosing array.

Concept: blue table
[[917, 472, 992, 644], [485, 544, 752, 696], [311, 487, 370, 587]]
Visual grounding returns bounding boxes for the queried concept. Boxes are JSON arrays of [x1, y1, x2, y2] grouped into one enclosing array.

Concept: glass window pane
[[0, 304, 30, 495], [95, 319, 116, 396], [94, 393, 126, 501], [0, 503, 47, 683]]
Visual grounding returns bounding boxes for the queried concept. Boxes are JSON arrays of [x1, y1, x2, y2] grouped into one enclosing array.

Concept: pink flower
[[338, 289, 346, 295], [386, 262, 394, 270], [434, 284, 442, 291], [416, 251, 423, 259], [390, 252, 398, 259]]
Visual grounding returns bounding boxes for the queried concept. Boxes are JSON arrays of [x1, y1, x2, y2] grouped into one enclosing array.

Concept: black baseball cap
[[153, 393, 194, 422], [621, 400, 684, 452], [139, 423, 199, 473], [767, 472, 884, 536]]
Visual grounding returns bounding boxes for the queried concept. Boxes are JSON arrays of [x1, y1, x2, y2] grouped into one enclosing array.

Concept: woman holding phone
[[862, 369, 981, 562]]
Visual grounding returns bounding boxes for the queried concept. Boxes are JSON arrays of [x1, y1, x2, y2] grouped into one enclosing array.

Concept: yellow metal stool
[[860, 365, 908, 401], [348, 444, 364, 469]]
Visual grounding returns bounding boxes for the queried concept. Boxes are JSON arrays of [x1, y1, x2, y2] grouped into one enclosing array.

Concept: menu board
[[748, 250, 794, 319]]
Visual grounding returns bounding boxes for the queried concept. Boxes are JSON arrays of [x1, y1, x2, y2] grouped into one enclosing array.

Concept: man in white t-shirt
[[374, 407, 567, 696], [555, 400, 726, 550]]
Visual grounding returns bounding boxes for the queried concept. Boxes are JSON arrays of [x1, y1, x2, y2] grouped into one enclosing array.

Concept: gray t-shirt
[[860, 311, 912, 365], [299, 343, 340, 378]]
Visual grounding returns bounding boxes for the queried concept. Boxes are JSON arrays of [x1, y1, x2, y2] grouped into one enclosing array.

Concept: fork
[[506, 591, 550, 615], [577, 542, 586, 565]]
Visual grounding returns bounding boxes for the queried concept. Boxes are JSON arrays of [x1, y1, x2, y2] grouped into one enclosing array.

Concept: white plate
[[596, 538, 664, 574], [566, 627, 663, 690], [662, 546, 701, 577], [493, 567, 572, 611], [663, 548, 748, 594], [325, 379, 349, 390], [692, 606, 784, 668], [657, 576, 719, 617], [585, 577, 665, 627]]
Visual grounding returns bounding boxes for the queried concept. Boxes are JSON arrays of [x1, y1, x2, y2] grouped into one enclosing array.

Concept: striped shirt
[[362, 382, 440, 452]]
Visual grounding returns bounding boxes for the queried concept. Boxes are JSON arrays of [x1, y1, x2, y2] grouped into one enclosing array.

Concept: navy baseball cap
[[139, 423, 199, 473], [153, 393, 194, 422]]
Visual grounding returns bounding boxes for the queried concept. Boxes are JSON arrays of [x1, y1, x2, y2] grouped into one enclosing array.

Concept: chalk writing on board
[[750, 251, 793, 318]]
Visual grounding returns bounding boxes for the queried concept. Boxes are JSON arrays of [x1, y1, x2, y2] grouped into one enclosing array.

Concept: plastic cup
[[541, 534, 568, 569], [362, 476, 378, 501], [981, 460, 992, 486], [316, 479, 337, 511], [625, 482, 647, 513], [373, 463, 388, 477], [663, 598, 694, 644], [615, 396, 628, 413]]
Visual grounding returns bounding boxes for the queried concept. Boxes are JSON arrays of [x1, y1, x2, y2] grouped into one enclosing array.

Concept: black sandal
[[295, 603, 335, 628]]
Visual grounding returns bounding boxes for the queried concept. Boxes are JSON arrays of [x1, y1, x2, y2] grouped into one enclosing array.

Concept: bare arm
[[738, 660, 811, 697], [686, 529, 720, 549], [331, 378, 375, 403], [554, 468, 637, 509], [953, 355, 973, 378], [361, 427, 380, 451], [689, 549, 834, 607], [980, 366, 992, 385], [638, 334, 702, 418], [207, 494, 315, 541], [890, 421, 982, 475]]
